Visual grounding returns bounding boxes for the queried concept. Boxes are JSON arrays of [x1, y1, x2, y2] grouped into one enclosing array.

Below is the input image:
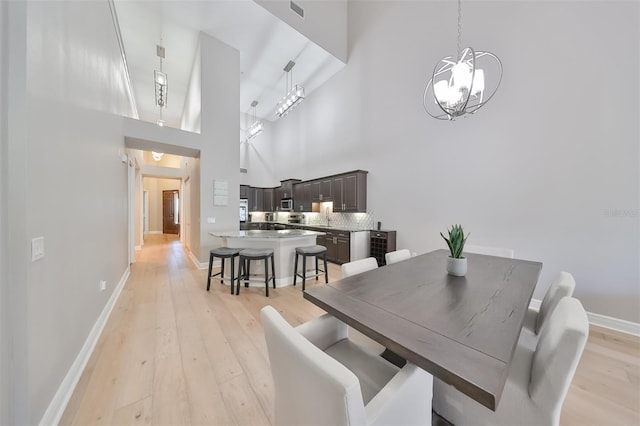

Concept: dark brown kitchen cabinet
[[333, 171, 367, 212], [263, 188, 274, 212], [293, 182, 312, 212], [311, 178, 333, 202], [336, 232, 351, 264], [248, 187, 264, 212], [370, 230, 397, 266], [319, 230, 350, 264], [279, 179, 300, 200]]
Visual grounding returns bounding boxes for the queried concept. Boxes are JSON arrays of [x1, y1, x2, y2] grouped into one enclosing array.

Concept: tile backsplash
[[305, 212, 374, 229], [249, 211, 374, 230]]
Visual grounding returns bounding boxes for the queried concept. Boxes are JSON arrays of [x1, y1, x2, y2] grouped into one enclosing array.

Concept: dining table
[[303, 249, 542, 411]]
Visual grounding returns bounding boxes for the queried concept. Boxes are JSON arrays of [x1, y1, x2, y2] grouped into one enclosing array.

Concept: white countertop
[[210, 229, 325, 239]]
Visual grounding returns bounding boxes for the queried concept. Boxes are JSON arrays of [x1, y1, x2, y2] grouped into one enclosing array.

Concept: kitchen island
[[209, 229, 325, 287]]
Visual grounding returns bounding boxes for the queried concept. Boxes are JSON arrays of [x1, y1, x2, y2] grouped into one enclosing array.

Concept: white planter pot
[[447, 257, 467, 277]]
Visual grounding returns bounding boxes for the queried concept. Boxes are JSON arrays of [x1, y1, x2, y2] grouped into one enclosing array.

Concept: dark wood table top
[[303, 249, 542, 411]]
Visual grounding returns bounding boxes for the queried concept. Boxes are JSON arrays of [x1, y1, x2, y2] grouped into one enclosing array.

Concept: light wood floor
[[60, 234, 640, 425]]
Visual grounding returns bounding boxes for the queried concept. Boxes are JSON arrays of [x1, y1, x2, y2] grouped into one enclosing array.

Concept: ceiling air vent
[[290, 0, 304, 18]]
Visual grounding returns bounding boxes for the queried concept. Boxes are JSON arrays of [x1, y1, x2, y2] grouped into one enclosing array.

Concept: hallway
[[60, 235, 639, 425]]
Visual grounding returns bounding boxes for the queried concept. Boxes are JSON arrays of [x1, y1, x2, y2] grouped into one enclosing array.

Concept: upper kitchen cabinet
[[240, 185, 249, 199], [333, 171, 368, 212], [293, 182, 312, 212], [263, 188, 275, 212], [280, 179, 300, 200], [248, 187, 264, 212], [311, 178, 333, 202]]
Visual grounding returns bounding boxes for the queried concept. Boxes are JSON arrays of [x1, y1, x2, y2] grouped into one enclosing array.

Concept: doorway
[[163, 190, 180, 235]]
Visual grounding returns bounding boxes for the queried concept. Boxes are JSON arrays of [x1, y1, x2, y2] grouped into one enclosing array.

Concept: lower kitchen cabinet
[[314, 229, 369, 265], [336, 234, 350, 264]]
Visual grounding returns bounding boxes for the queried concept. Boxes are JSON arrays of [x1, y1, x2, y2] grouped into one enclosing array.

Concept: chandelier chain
[[457, 0, 462, 59]]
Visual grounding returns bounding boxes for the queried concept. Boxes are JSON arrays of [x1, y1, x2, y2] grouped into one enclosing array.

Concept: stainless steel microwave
[[280, 198, 293, 210]]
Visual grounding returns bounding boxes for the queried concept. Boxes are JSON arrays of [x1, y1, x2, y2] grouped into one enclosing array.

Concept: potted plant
[[440, 224, 469, 276]]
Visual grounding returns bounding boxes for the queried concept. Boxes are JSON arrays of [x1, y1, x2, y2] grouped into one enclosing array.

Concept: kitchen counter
[[211, 229, 324, 239], [209, 230, 324, 287], [248, 222, 371, 233]]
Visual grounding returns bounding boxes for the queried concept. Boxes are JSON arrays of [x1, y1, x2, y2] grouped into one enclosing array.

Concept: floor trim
[[188, 250, 209, 270], [530, 298, 640, 337], [39, 266, 131, 426]]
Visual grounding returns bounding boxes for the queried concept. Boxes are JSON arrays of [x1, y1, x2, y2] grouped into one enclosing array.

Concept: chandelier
[[154, 43, 168, 126], [423, 0, 502, 120], [247, 100, 264, 141], [276, 60, 305, 118]]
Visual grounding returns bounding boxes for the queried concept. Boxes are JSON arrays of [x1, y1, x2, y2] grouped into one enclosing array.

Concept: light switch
[[31, 237, 45, 261], [207, 217, 216, 224]]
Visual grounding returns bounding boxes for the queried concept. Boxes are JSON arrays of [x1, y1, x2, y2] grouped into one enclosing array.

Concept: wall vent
[[290, 0, 304, 18], [240, 168, 248, 174]]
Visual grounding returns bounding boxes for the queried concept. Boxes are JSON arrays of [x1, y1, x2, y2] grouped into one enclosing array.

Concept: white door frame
[[127, 157, 135, 264]]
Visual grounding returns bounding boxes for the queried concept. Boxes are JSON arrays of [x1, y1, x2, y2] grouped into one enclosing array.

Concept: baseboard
[[530, 298, 640, 337], [587, 312, 640, 336], [188, 250, 209, 270], [39, 266, 131, 426]]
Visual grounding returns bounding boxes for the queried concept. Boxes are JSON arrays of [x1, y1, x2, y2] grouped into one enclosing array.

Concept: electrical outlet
[[99, 280, 107, 291]]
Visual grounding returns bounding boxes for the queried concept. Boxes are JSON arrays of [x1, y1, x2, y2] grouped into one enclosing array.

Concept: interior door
[[162, 190, 180, 235]]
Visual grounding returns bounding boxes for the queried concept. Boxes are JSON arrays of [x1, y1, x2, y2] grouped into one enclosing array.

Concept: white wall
[[249, 1, 640, 323], [143, 177, 180, 233], [0, 0, 8, 421], [181, 39, 201, 133], [4, 1, 135, 423], [256, 0, 347, 63], [197, 32, 241, 260]]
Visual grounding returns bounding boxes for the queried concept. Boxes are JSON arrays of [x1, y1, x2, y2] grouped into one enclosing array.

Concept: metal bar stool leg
[[315, 256, 319, 281], [220, 257, 225, 284], [207, 252, 214, 291], [264, 256, 269, 297], [302, 255, 307, 292], [293, 252, 299, 287], [324, 253, 329, 283], [271, 253, 276, 289], [230, 255, 235, 295]]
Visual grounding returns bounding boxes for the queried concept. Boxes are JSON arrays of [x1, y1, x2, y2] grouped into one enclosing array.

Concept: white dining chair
[[342, 257, 379, 277], [519, 271, 576, 351], [464, 245, 515, 258], [385, 249, 412, 265], [261, 306, 433, 425], [433, 297, 589, 426]]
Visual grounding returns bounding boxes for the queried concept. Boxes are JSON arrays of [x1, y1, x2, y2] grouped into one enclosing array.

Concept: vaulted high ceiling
[[114, 0, 345, 129]]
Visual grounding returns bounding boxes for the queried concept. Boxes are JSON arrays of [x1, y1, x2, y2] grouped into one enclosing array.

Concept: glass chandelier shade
[[423, 0, 502, 120], [425, 47, 501, 120]]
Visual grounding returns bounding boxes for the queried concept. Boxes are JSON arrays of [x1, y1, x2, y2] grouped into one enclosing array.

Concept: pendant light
[[154, 43, 168, 126], [423, 0, 502, 120], [276, 60, 305, 118], [247, 100, 264, 141]]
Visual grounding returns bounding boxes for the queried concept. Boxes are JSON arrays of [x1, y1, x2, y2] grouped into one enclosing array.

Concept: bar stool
[[207, 247, 242, 294], [237, 248, 276, 297], [293, 245, 328, 291]]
